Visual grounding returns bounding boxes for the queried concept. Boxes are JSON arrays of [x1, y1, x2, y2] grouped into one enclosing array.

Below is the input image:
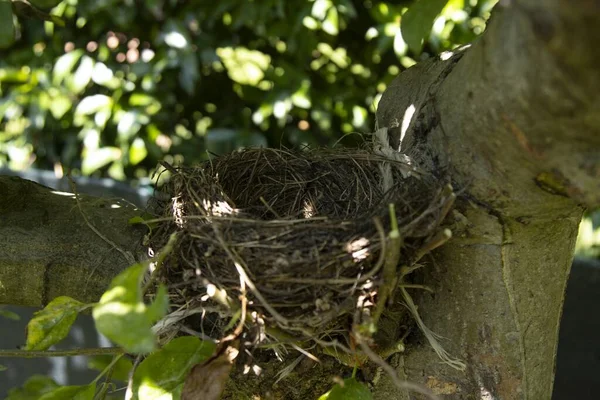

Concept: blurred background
[[0, 0, 598, 398], [0, 0, 496, 180]]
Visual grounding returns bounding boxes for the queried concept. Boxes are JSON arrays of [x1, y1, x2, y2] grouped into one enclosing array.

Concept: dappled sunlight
[[201, 198, 237, 216], [345, 237, 370, 262], [400, 104, 416, 150], [50, 190, 76, 197], [302, 200, 315, 218]]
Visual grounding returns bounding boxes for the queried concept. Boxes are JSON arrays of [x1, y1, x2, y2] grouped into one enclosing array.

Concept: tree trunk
[[374, 1, 598, 398], [0, 1, 598, 399]]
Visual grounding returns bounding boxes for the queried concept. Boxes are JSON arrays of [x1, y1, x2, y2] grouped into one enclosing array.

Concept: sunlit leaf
[[133, 336, 216, 399], [129, 137, 148, 165], [24, 296, 85, 351], [69, 55, 95, 94], [0, 364, 7, 371], [0, 1, 15, 49], [6, 375, 59, 400], [0, 67, 30, 83], [82, 146, 121, 175], [48, 93, 72, 120], [318, 378, 373, 400], [322, 6, 339, 36], [88, 355, 134, 382], [129, 93, 162, 115], [401, 0, 449, 53], [311, 0, 331, 20], [93, 263, 169, 354], [216, 47, 270, 86], [161, 20, 190, 49], [53, 49, 84, 85], [38, 383, 96, 400], [75, 94, 112, 115]]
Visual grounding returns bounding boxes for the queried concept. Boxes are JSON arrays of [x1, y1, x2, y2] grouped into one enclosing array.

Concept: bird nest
[[148, 144, 458, 365]]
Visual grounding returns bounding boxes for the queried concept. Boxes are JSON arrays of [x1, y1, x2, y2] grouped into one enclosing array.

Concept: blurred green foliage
[[0, 0, 496, 181]]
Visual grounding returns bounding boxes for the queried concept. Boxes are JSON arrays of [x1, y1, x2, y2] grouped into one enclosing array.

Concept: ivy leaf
[[38, 383, 96, 400], [401, 0, 449, 53], [93, 263, 169, 354], [0, 364, 6, 371], [0, 0, 16, 49], [24, 296, 85, 351], [319, 378, 373, 400], [133, 336, 216, 399], [6, 375, 59, 399]]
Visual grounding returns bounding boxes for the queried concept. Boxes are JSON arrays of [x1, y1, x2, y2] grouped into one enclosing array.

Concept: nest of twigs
[[149, 141, 459, 367]]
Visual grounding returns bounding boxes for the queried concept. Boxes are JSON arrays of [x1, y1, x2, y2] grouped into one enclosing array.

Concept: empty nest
[[148, 143, 457, 363]]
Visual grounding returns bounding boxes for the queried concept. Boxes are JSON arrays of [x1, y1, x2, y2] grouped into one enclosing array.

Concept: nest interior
[[149, 146, 453, 359]]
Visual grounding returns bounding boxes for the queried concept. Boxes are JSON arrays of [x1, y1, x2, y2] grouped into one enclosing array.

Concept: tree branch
[[375, 1, 596, 398]]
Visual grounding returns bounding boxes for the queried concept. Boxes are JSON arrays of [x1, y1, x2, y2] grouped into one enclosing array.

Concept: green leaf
[[216, 47, 270, 86], [24, 296, 84, 351], [69, 55, 95, 94], [0, 1, 15, 49], [401, 0, 449, 53], [322, 6, 339, 36], [319, 378, 373, 400], [53, 50, 84, 85], [38, 383, 96, 400], [133, 336, 216, 400], [88, 355, 134, 382], [0, 307, 20, 320], [74, 94, 112, 117], [0, 364, 6, 371], [82, 146, 121, 175], [93, 263, 169, 354], [129, 137, 148, 165], [6, 375, 59, 400], [48, 93, 72, 120]]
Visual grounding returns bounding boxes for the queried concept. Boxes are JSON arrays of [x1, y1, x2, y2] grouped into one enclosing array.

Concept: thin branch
[[0, 347, 123, 358]]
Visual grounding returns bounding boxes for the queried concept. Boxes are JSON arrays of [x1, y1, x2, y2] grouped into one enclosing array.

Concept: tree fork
[[375, 1, 597, 398]]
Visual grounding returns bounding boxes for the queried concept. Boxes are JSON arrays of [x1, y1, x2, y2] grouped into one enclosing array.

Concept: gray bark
[[375, 0, 598, 398]]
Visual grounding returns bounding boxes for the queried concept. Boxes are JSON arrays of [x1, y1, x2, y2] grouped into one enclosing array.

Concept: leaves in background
[[401, 0, 449, 53], [217, 47, 271, 86], [24, 296, 85, 351]]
